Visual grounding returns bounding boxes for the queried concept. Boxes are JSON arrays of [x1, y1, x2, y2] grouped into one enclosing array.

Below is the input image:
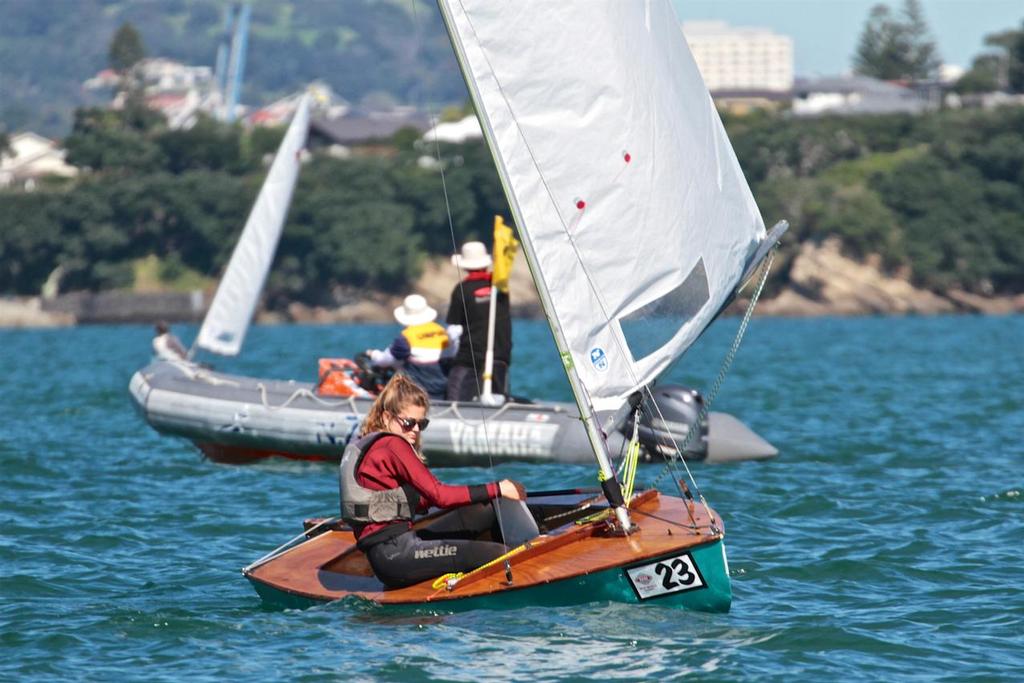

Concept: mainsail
[[194, 93, 311, 356], [438, 2, 767, 412]]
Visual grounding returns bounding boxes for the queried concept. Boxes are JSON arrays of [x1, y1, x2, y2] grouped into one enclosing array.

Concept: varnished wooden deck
[[245, 490, 724, 605]]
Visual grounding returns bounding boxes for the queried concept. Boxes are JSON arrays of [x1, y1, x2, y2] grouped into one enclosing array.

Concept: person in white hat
[[367, 294, 451, 399], [445, 241, 512, 401]]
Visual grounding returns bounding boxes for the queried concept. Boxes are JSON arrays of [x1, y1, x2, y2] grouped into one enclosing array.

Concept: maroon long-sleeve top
[[354, 434, 499, 540]]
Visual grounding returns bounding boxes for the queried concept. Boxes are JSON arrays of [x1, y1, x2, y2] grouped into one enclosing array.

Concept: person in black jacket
[[445, 241, 511, 401]]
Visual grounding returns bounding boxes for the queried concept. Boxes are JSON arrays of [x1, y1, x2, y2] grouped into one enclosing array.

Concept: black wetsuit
[[345, 434, 536, 588]]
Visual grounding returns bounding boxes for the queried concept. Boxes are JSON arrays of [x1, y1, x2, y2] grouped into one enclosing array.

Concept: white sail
[[439, 1, 767, 411], [195, 94, 311, 356]]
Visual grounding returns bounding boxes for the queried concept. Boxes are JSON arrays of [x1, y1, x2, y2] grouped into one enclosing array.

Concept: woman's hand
[[498, 479, 526, 501]]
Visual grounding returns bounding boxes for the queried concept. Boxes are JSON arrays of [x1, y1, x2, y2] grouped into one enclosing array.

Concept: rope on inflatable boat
[[251, 383, 523, 429], [255, 383, 363, 411], [429, 401, 515, 425]]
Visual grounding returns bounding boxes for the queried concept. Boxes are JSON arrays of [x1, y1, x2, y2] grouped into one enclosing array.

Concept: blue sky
[[672, 0, 1023, 76]]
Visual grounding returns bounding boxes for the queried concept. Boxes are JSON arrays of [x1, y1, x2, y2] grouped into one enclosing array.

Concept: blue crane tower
[[214, 2, 251, 122]]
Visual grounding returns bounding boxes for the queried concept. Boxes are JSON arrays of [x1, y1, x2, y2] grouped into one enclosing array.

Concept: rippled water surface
[[2, 316, 1022, 680]]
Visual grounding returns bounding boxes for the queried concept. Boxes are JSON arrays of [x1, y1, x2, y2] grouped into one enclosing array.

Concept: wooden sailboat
[[246, 490, 731, 611], [244, 0, 786, 611]]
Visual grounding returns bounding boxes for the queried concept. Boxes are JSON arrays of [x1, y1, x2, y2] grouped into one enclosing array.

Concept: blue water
[[2, 316, 1022, 680]]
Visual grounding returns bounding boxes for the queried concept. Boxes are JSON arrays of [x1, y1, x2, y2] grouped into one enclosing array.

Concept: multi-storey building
[[682, 21, 794, 93]]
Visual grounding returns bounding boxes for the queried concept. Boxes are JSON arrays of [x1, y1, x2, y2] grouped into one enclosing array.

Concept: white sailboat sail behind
[[438, 2, 767, 412], [194, 94, 311, 356]]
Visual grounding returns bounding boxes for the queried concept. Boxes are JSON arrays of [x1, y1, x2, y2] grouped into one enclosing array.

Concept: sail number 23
[[625, 552, 706, 600]]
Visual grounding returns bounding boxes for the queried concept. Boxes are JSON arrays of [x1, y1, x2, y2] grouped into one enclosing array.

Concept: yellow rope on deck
[[431, 542, 530, 590]]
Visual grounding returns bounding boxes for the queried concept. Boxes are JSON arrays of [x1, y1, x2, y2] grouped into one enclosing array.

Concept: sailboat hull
[[129, 361, 777, 466], [243, 491, 731, 613], [247, 538, 731, 613]]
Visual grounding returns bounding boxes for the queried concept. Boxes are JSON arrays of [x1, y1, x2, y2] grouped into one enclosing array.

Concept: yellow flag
[[492, 215, 519, 293]]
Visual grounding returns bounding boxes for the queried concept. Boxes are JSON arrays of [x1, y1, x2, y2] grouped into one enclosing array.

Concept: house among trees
[[0, 132, 78, 191], [309, 109, 431, 157], [84, 57, 223, 130], [791, 75, 937, 116]]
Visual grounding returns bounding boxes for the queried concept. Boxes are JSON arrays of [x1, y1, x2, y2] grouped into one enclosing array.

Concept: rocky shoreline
[[3, 242, 1022, 328]]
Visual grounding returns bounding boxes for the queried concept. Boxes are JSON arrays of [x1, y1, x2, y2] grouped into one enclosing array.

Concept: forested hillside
[[0, 0, 464, 136], [0, 100, 508, 308], [1, 102, 1022, 311], [730, 106, 1024, 295]]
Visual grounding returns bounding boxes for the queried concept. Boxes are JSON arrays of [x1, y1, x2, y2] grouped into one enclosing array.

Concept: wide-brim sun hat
[[394, 294, 438, 326], [451, 241, 492, 270]]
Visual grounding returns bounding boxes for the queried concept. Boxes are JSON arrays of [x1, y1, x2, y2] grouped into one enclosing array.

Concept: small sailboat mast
[[193, 92, 311, 357]]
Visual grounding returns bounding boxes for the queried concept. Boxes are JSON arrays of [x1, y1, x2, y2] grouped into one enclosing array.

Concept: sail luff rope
[[411, 0, 512, 552]]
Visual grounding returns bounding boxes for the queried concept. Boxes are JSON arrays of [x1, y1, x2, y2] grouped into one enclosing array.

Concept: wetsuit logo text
[[414, 545, 458, 560]]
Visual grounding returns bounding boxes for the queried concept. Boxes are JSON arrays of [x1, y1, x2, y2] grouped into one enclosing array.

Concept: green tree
[[853, 1, 940, 81], [955, 23, 1024, 93], [954, 54, 1003, 93], [0, 192, 65, 294], [63, 108, 166, 173], [156, 117, 246, 174], [108, 22, 146, 73], [900, 0, 941, 79], [1008, 21, 1024, 92]]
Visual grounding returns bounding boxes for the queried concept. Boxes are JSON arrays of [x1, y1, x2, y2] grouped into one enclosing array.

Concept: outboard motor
[[626, 385, 708, 461]]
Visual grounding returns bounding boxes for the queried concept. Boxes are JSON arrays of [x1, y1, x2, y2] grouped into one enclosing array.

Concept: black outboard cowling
[[625, 385, 708, 461]]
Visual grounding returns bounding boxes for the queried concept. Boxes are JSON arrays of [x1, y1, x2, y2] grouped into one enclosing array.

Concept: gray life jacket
[[339, 432, 417, 525]]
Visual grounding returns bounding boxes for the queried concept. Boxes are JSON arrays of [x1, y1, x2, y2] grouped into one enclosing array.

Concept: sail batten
[[194, 94, 311, 357], [439, 1, 767, 411]]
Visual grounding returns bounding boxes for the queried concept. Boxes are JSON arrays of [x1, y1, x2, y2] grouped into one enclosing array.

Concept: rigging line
[[642, 383, 702, 528], [652, 246, 777, 504], [628, 507, 713, 533], [412, 0, 510, 548], [242, 516, 339, 572]]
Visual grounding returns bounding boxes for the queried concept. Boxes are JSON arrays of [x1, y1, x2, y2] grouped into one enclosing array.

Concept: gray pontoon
[[130, 360, 776, 465]]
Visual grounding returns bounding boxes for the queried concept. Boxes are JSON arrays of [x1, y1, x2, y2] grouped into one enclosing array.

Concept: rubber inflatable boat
[[130, 360, 777, 465]]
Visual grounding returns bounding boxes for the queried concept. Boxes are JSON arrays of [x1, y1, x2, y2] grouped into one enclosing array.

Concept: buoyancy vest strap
[[355, 521, 409, 551]]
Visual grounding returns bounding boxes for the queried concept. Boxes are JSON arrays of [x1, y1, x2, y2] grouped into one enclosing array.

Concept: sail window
[[618, 258, 710, 361]]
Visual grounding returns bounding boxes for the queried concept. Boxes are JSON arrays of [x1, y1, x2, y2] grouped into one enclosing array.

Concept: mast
[[436, 1, 633, 530]]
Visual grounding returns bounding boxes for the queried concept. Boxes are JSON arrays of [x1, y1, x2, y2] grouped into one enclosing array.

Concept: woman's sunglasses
[[396, 415, 430, 432]]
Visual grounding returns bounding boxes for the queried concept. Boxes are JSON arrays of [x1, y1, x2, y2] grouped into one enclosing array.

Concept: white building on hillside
[[86, 58, 224, 130], [421, 115, 482, 144], [0, 132, 78, 190], [682, 21, 794, 93], [792, 75, 935, 116]]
